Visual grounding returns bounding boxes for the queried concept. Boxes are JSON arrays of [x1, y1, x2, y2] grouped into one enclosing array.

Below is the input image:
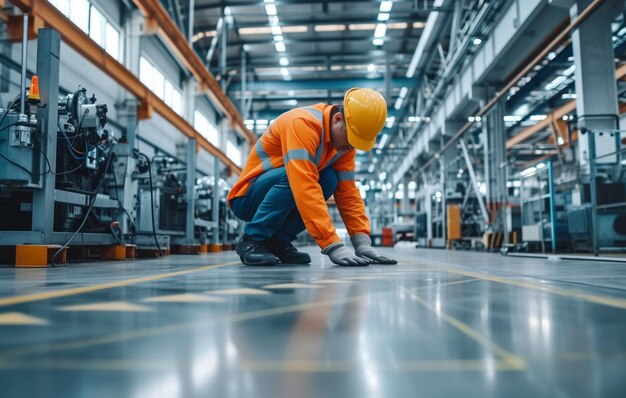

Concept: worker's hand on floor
[[351, 233, 398, 265], [322, 242, 372, 266]]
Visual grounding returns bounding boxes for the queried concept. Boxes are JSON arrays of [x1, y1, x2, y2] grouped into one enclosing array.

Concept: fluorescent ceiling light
[[379, 171, 387, 181], [399, 87, 408, 98], [413, 22, 425, 29], [394, 97, 403, 110], [374, 23, 387, 38], [473, 38, 482, 45], [282, 25, 308, 33], [244, 119, 254, 124], [275, 41, 286, 52], [562, 65, 576, 76], [558, 136, 565, 145], [373, 38, 384, 46], [268, 16, 280, 26], [378, 13, 390, 22], [368, 164, 375, 173], [273, 35, 283, 42], [263, 0, 274, 3], [280, 67, 289, 76], [349, 23, 376, 31], [256, 119, 268, 124], [536, 163, 545, 169], [239, 27, 272, 35], [530, 114, 547, 121], [379, 1, 393, 12], [387, 22, 408, 29], [271, 25, 282, 35], [265, 4, 277, 15], [408, 116, 421, 122], [314, 25, 346, 32], [367, 64, 376, 73], [385, 117, 395, 128], [379, 134, 390, 149], [279, 57, 289, 66], [521, 167, 537, 176], [504, 115, 522, 122], [562, 93, 577, 99], [545, 75, 566, 90]]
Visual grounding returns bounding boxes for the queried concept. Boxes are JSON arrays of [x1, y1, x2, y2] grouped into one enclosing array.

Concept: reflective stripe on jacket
[[228, 104, 370, 248]]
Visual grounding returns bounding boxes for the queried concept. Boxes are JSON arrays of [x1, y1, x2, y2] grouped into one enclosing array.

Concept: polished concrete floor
[[1, 247, 626, 397]]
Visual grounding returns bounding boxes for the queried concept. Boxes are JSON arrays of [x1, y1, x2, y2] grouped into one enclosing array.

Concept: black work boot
[[236, 234, 279, 266], [267, 237, 311, 264]]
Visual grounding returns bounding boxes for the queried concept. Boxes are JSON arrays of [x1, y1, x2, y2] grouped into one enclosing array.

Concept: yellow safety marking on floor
[[206, 288, 271, 295], [0, 261, 239, 308], [142, 294, 227, 303], [394, 255, 626, 310], [56, 301, 153, 312], [0, 312, 49, 326], [312, 279, 353, 284], [262, 283, 321, 289], [0, 279, 480, 359], [0, 358, 523, 372], [372, 266, 527, 370]]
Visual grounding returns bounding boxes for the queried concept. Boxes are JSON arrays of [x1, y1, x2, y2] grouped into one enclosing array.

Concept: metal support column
[[570, 0, 622, 168], [547, 160, 557, 254], [460, 139, 489, 224], [186, 138, 196, 244], [187, 0, 195, 41], [31, 29, 60, 243], [212, 157, 220, 245]]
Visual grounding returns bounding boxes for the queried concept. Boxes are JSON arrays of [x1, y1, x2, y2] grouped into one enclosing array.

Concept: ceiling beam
[[229, 77, 417, 92], [195, 15, 426, 30]]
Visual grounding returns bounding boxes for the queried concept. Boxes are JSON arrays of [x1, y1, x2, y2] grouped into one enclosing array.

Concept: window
[[105, 23, 120, 60], [89, 6, 105, 47], [69, 0, 89, 33], [50, 0, 70, 15], [194, 111, 219, 146], [140, 56, 182, 114], [50, 0, 122, 61], [227, 140, 241, 166]]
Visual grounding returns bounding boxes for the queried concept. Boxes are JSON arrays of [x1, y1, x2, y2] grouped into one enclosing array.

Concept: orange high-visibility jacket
[[228, 104, 370, 248]]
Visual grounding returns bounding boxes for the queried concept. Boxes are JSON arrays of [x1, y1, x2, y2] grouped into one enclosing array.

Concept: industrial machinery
[[195, 176, 238, 245]]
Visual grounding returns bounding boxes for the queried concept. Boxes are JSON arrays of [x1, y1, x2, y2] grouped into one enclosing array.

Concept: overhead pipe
[[418, 0, 609, 173]]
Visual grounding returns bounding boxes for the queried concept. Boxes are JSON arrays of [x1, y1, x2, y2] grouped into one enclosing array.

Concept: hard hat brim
[[347, 126, 376, 151]]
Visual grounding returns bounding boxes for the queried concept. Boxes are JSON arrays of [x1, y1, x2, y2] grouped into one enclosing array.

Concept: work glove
[[351, 233, 398, 265], [322, 242, 372, 266]]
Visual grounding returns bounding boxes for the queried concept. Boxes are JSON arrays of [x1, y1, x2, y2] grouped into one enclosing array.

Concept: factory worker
[[228, 88, 397, 267]]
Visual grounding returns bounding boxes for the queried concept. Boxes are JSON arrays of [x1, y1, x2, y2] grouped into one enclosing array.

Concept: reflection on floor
[[1, 247, 625, 397]]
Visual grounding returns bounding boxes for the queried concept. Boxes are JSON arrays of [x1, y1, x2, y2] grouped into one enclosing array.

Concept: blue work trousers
[[230, 167, 338, 242]]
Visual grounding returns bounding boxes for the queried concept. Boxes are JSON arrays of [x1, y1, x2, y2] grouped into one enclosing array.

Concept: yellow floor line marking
[[206, 288, 271, 295], [0, 358, 523, 372], [395, 255, 626, 310], [0, 261, 239, 308], [0, 312, 49, 326], [372, 266, 527, 370], [142, 294, 226, 303], [263, 283, 321, 289], [0, 279, 479, 359], [56, 301, 153, 312]]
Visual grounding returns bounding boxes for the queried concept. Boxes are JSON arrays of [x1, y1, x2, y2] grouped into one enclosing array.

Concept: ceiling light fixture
[[279, 57, 289, 66], [314, 24, 346, 32]]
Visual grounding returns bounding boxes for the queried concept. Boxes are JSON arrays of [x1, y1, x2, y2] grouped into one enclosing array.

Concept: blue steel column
[[547, 161, 557, 254], [186, 138, 196, 244], [570, 0, 622, 167], [32, 29, 60, 243]]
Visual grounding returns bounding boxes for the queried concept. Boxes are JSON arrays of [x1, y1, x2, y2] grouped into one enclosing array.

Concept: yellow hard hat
[[343, 88, 387, 151]]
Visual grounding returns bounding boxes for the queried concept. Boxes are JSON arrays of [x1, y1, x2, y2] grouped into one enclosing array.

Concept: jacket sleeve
[[282, 118, 342, 248], [332, 150, 371, 237]]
